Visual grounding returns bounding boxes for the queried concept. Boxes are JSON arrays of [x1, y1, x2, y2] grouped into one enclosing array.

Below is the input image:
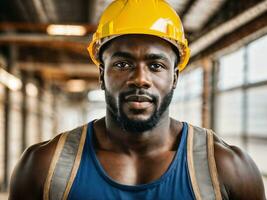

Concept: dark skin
[[9, 35, 266, 200]]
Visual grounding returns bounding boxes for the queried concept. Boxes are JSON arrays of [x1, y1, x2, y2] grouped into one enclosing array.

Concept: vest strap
[[43, 124, 87, 200], [187, 125, 202, 200], [44, 123, 222, 200], [43, 132, 68, 200], [187, 124, 222, 200]]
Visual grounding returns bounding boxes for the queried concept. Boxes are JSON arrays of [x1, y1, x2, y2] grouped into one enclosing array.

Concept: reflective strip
[[43, 132, 68, 200], [207, 130, 223, 200], [62, 125, 87, 199], [187, 125, 202, 200], [43, 124, 87, 200], [187, 124, 222, 200]]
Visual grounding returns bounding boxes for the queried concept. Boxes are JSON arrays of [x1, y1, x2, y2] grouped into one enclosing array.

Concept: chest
[[96, 150, 176, 185]]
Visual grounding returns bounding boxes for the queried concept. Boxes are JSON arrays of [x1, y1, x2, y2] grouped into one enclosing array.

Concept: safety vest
[[43, 124, 222, 200]]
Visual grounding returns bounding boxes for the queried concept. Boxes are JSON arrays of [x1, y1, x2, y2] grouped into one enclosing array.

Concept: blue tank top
[[68, 121, 195, 200]]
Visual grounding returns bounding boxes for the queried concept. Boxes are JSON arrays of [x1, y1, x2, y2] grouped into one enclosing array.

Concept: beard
[[105, 88, 174, 133]]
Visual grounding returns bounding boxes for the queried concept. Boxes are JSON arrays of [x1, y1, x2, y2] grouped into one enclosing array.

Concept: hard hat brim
[[88, 32, 190, 71]]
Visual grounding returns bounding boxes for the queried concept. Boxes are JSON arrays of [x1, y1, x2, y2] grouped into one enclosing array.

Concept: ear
[[99, 64, 105, 90], [172, 68, 179, 89]]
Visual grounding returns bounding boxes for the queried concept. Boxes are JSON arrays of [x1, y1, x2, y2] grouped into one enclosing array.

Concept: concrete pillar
[[36, 79, 43, 142], [21, 70, 27, 153], [2, 45, 17, 191], [201, 58, 213, 128]]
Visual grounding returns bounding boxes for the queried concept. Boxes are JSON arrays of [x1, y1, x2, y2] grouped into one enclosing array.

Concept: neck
[[101, 110, 177, 155]]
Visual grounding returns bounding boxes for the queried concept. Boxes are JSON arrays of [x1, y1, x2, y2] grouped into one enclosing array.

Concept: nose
[[126, 65, 152, 89]]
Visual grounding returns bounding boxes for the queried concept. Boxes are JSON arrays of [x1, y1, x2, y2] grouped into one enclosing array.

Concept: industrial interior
[[0, 0, 267, 198]]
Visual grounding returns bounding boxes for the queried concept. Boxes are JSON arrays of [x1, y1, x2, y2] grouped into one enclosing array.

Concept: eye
[[113, 62, 132, 70], [149, 63, 165, 71]]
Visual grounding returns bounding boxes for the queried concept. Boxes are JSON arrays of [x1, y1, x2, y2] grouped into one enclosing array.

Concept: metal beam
[[166, 0, 190, 14], [190, 1, 267, 57], [180, 0, 196, 20], [42, 0, 58, 22], [92, 0, 112, 24], [32, 0, 48, 23], [88, 0, 97, 23], [191, 11, 267, 62], [183, 0, 227, 31]]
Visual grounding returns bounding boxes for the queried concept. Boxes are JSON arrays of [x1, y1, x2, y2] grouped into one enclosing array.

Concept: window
[[9, 90, 22, 179], [215, 34, 267, 177], [247, 85, 267, 137], [216, 34, 267, 138], [247, 34, 267, 83], [218, 48, 245, 90], [171, 67, 203, 126], [215, 90, 243, 136]]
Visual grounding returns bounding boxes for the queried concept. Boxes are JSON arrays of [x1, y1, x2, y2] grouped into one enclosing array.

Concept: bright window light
[[0, 68, 22, 91], [26, 83, 38, 97], [47, 24, 87, 36], [66, 79, 87, 92], [88, 89, 105, 102]]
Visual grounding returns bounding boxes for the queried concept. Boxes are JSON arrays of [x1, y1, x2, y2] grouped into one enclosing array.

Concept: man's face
[[100, 35, 179, 132]]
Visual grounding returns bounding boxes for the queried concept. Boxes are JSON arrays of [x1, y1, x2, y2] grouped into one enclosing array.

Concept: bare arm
[[9, 136, 60, 200], [215, 139, 266, 200]]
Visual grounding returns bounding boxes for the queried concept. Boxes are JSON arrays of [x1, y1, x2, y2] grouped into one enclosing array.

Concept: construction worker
[[9, 0, 265, 199]]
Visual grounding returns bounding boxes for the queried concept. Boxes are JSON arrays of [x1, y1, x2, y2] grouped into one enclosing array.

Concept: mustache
[[119, 89, 157, 102]]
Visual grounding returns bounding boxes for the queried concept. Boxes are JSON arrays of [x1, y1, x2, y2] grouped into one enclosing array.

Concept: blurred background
[[0, 0, 267, 198]]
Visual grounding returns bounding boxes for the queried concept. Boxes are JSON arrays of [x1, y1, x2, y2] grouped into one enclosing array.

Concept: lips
[[124, 94, 153, 110], [124, 94, 153, 102]]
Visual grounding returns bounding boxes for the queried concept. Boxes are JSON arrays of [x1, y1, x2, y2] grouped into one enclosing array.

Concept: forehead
[[102, 34, 177, 60]]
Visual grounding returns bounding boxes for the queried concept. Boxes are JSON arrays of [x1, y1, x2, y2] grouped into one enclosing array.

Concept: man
[[9, 0, 265, 199]]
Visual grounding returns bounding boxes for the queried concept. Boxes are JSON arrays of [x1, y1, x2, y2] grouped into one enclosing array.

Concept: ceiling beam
[[0, 33, 89, 56], [191, 11, 267, 62], [189, 0, 267, 57], [188, 0, 264, 42], [13, 0, 32, 21], [18, 62, 99, 87], [42, 0, 58, 22], [180, 0, 197, 20], [92, 0, 112, 24], [166, 0, 190, 14], [88, 0, 97, 23], [183, 0, 227, 31], [0, 22, 96, 33], [32, 0, 49, 23], [18, 62, 98, 77]]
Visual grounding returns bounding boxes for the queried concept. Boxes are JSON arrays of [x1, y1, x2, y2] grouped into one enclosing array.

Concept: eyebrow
[[111, 51, 135, 60], [111, 51, 169, 62], [144, 53, 169, 62]]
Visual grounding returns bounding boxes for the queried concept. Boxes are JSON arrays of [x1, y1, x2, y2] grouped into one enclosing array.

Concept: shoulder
[[9, 134, 62, 200], [213, 134, 266, 200]]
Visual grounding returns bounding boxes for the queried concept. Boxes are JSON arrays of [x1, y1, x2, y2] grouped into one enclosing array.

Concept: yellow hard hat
[[88, 0, 190, 71]]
